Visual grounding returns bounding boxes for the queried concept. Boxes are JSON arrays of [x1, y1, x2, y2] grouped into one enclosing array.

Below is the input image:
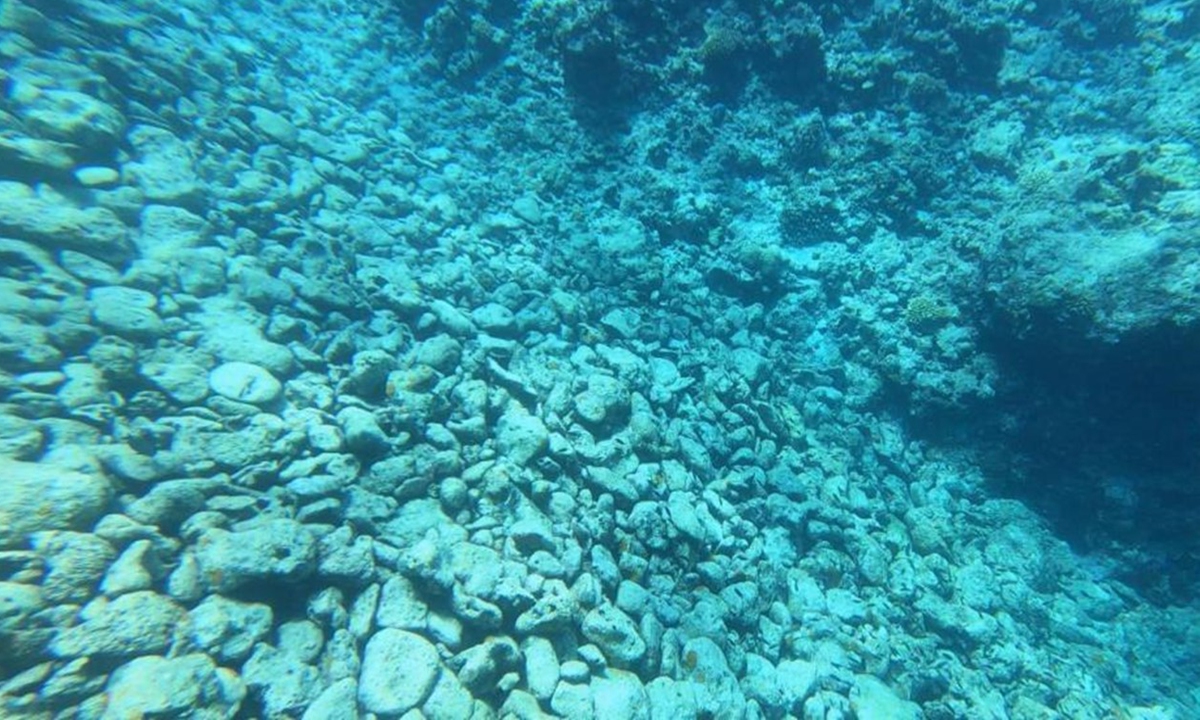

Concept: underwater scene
[[2, 0, 1200, 717]]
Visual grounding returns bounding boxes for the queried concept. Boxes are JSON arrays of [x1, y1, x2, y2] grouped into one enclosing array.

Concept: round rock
[[208, 362, 282, 405], [358, 628, 441, 715]]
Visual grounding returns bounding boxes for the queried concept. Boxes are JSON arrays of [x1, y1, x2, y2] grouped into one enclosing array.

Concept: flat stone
[[209, 362, 283, 405]]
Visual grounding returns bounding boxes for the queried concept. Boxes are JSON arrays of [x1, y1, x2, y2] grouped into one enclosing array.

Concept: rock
[[645, 677, 701, 720], [336, 406, 389, 457], [316, 526, 376, 585], [523, 636, 560, 701], [35, 530, 115, 603], [0, 580, 44, 634], [51, 590, 184, 658], [376, 575, 429, 630], [141, 359, 211, 404], [0, 181, 132, 264], [551, 680, 595, 719], [99, 538, 157, 595], [850, 674, 921, 720], [358, 628, 441, 715], [74, 166, 120, 187], [666, 491, 709, 546], [124, 125, 202, 206], [512, 194, 543, 224], [455, 635, 519, 694], [188, 595, 274, 663], [424, 666, 475, 720], [592, 668, 650, 719], [101, 653, 246, 720], [243, 642, 322, 717], [777, 659, 817, 709], [581, 603, 646, 666], [302, 678, 358, 720], [208, 361, 283, 405], [509, 512, 555, 555], [344, 349, 395, 400], [415, 333, 462, 372], [90, 286, 165, 340], [193, 304, 294, 375], [248, 105, 299, 147], [0, 134, 76, 171], [574, 374, 629, 428], [728, 347, 768, 386], [17, 85, 125, 148], [495, 405, 548, 466], [471, 303, 516, 335], [136, 204, 211, 260], [0, 457, 112, 549], [0, 414, 44, 460], [194, 519, 318, 593]]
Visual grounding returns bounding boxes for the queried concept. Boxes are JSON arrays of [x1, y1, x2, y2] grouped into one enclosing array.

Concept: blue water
[[1, 0, 1198, 717]]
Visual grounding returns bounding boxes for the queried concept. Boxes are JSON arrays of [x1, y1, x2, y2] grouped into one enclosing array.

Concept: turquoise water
[[1, 0, 1199, 717]]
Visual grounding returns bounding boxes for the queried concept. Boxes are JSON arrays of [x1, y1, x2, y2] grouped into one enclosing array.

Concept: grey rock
[[495, 405, 548, 467], [243, 641, 322, 717], [317, 526, 376, 585], [515, 579, 576, 635], [455, 635, 519, 694], [178, 248, 227, 296], [336, 406, 389, 457], [574, 374, 629, 428], [424, 666, 475, 720], [302, 678, 358, 720], [581, 603, 646, 666], [124, 477, 212, 530], [125, 125, 202, 205], [90, 286, 165, 339], [0, 414, 44, 460], [358, 628, 441, 715], [415, 333, 462, 372], [344, 349, 396, 400], [850, 674, 921, 720], [0, 457, 112, 550], [141, 359, 211, 404], [136, 204, 210, 260], [0, 181, 132, 264], [523, 636, 560, 701], [20, 86, 125, 147], [376, 575, 429, 630], [616, 580, 651, 617], [427, 300, 475, 337], [51, 590, 184, 658], [728, 347, 768, 386], [101, 653, 246, 720], [551, 680, 595, 720], [193, 304, 295, 376], [471, 302, 516, 334], [188, 595, 274, 663], [194, 519, 317, 594], [593, 668, 650, 720], [0, 580, 43, 634], [248, 105, 299, 146], [208, 361, 282, 405], [645, 677, 701, 720], [99, 539, 157, 596], [506, 511, 552, 556]]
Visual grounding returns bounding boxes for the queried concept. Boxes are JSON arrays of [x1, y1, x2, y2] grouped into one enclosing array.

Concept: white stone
[[208, 362, 283, 405]]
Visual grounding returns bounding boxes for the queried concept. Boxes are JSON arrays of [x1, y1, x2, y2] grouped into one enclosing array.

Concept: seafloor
[[2, 0, 1199, 717]]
